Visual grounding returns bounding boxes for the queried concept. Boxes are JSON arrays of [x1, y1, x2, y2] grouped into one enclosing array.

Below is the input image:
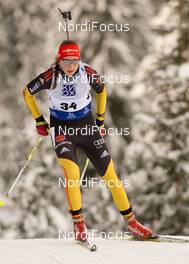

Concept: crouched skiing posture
[[23, 40, 153, 241]]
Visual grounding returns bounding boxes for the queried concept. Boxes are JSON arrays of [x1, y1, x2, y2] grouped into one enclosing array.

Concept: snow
[[0, 238, 188, 264], [151, 3, 179, 32], [179, 63, 189, 80]]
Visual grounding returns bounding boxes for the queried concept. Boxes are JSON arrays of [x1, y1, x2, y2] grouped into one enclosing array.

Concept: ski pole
[[58, 8, 72, 40], [80, 158, 90, 183], [0, 137, 42, 207]]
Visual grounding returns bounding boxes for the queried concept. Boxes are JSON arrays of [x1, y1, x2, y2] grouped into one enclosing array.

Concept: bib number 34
[[60, 102, 77, 110]]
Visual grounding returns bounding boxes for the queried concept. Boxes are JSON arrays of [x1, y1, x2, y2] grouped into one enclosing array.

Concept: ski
[[76, 239, 97, 251], [116, 233, 189, 243]]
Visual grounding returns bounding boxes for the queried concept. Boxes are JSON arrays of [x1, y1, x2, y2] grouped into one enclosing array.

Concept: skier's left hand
[[96, 118, 105, 137]]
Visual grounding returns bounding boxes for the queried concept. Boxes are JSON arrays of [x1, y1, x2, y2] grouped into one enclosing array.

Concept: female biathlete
[[23, 40, 153, 241]]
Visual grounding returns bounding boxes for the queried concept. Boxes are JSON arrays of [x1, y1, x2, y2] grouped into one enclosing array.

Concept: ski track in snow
[[0, 238, 188, 264]]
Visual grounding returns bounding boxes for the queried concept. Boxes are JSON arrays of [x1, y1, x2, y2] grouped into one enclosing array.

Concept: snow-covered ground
[[0, 237, 188, 264]]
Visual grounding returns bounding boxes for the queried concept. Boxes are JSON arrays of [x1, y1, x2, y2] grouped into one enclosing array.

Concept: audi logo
[[94, 138, 105, 146]]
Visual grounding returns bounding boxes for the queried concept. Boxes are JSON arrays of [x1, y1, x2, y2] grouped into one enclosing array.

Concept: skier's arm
[[84, 65, 106, 126], [95, 86, 107, 127], [23, 87, 42, 119], [23, 68, 53, 136], [23, 68, 53, 117], [23, 87, 49, 136]]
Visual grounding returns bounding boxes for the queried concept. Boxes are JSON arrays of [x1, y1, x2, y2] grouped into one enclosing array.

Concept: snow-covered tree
[[125, 0, 189, 235]]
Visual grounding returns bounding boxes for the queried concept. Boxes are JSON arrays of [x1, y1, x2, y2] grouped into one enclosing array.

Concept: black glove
[[35, 115, 49, 136], [96, 117, 105, 136]]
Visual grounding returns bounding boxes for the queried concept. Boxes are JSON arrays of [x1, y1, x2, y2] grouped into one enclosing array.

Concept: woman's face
[[59, 56, 80, 77]]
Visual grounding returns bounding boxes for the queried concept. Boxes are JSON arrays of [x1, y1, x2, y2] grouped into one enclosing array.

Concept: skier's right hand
[[35, 115, 49, 136]]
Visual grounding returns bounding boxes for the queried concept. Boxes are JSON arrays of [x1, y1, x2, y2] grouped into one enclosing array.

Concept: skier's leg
[[58, 158, 88, 241], [58, 158, 82, 214], [50, 124, 88, 240], [102, 158, 153, 238], [80, 128, 133, 219], [102, 158, 133, 219], [81, 126, 153, 238]]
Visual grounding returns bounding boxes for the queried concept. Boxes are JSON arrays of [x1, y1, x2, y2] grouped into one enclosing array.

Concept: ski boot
[[127, 216, 153, 239], [74, 220, 88, 242]]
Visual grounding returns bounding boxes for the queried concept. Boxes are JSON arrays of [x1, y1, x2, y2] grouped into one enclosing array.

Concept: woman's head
[[57, 40, 80, 76]]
